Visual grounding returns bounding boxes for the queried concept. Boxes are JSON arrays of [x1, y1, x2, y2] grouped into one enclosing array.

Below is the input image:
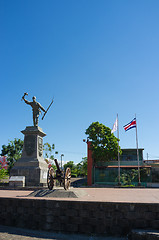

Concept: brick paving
[[0, 187, 159, 203]]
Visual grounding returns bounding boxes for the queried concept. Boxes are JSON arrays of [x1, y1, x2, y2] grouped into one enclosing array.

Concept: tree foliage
[[76, 157, 87, 176], [0, 169, 8, 181], [85, 122, 121, 162], [116, 168, 151, 187], [64, 161, 77, 177], [63, 158, 87, 177], [43, 143, 56, 160], [0, 138, 23, 172], [118, 169, 138, 186], [43, 143, 58, 170], [64, 161, 75, 172]]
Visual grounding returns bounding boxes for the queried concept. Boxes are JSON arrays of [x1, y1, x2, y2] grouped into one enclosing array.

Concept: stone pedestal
[[10, 126, 48, 186]]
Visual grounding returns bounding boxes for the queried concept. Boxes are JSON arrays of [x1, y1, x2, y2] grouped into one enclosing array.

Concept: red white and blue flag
[[123, 118, 136, 132]]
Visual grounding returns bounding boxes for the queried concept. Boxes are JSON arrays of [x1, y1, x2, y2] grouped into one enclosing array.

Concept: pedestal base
[[10, 162, 48, 187], [10, 126, 48, 187]]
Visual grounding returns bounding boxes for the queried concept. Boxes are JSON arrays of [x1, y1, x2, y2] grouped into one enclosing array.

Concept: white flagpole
[[135, 114, 141, 185], [117, 114, 121, 185]]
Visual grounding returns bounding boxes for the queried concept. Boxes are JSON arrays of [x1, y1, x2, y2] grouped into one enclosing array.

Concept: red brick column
[[87, 141, 93, 186]]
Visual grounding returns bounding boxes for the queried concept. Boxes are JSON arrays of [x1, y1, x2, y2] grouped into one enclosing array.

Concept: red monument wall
[[87, 141, 93, 186]]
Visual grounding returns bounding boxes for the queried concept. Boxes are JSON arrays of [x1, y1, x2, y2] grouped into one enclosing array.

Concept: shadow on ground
[[0, 225, 127, 240], [28, 189, 78, 198], [71, 177, 87, 187]]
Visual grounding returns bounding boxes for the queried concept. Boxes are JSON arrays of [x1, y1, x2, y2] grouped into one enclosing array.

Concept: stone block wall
[[0, 198, 159, 236]]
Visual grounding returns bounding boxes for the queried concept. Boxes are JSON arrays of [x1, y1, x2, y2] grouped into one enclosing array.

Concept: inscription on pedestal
[[38, 137, 43, 157], [24, 135, 36, 156]]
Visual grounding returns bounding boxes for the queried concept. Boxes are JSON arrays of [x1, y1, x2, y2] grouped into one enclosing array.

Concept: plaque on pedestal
[[10, 126, 48, 186]]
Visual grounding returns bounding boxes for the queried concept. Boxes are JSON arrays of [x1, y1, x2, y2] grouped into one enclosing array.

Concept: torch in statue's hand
[[21, 92, 28, 101]]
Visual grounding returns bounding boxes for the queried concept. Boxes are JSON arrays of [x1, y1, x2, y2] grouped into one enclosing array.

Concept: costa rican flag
[[123, 118, 136, 131]]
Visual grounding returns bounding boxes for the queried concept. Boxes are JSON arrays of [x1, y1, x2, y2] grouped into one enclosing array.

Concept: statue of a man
[[22, 93, 46, 127]]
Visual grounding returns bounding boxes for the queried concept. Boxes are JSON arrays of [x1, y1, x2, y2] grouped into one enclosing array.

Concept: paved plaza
[[0, 187, 159, 203]]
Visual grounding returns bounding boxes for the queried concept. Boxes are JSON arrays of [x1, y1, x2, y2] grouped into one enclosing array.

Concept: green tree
[[64, 161, 79, 177], [64, 161, 75, 172], [1, 138, 23, 172], [43, 143, 55, 160], [85, 122, 121, 162], [43, 143, 57, 170], [77, 157, 87, 176], [63, 159, 87, 177]]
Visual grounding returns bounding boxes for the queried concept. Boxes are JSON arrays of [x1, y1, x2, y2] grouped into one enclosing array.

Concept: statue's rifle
[[42, 99, 54, 120]]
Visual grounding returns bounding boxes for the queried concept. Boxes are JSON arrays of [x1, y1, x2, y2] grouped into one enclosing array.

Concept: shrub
[[0, 169, 8, 182]]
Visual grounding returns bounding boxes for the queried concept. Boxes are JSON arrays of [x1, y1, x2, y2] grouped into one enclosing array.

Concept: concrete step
[[129, 229, 159, 240]]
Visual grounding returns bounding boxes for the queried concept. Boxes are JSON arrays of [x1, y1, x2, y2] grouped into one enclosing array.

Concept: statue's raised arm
[[22, 92, 30, 104]]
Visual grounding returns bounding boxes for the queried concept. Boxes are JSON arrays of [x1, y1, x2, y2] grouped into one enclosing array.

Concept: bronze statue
[[22, 93, 46, 127]]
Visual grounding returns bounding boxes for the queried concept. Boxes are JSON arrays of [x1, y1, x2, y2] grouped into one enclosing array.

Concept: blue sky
[[1, 0, 159, 163]]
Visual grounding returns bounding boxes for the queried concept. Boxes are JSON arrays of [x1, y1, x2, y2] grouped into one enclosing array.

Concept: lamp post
[[61, 154, 64, 169]]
